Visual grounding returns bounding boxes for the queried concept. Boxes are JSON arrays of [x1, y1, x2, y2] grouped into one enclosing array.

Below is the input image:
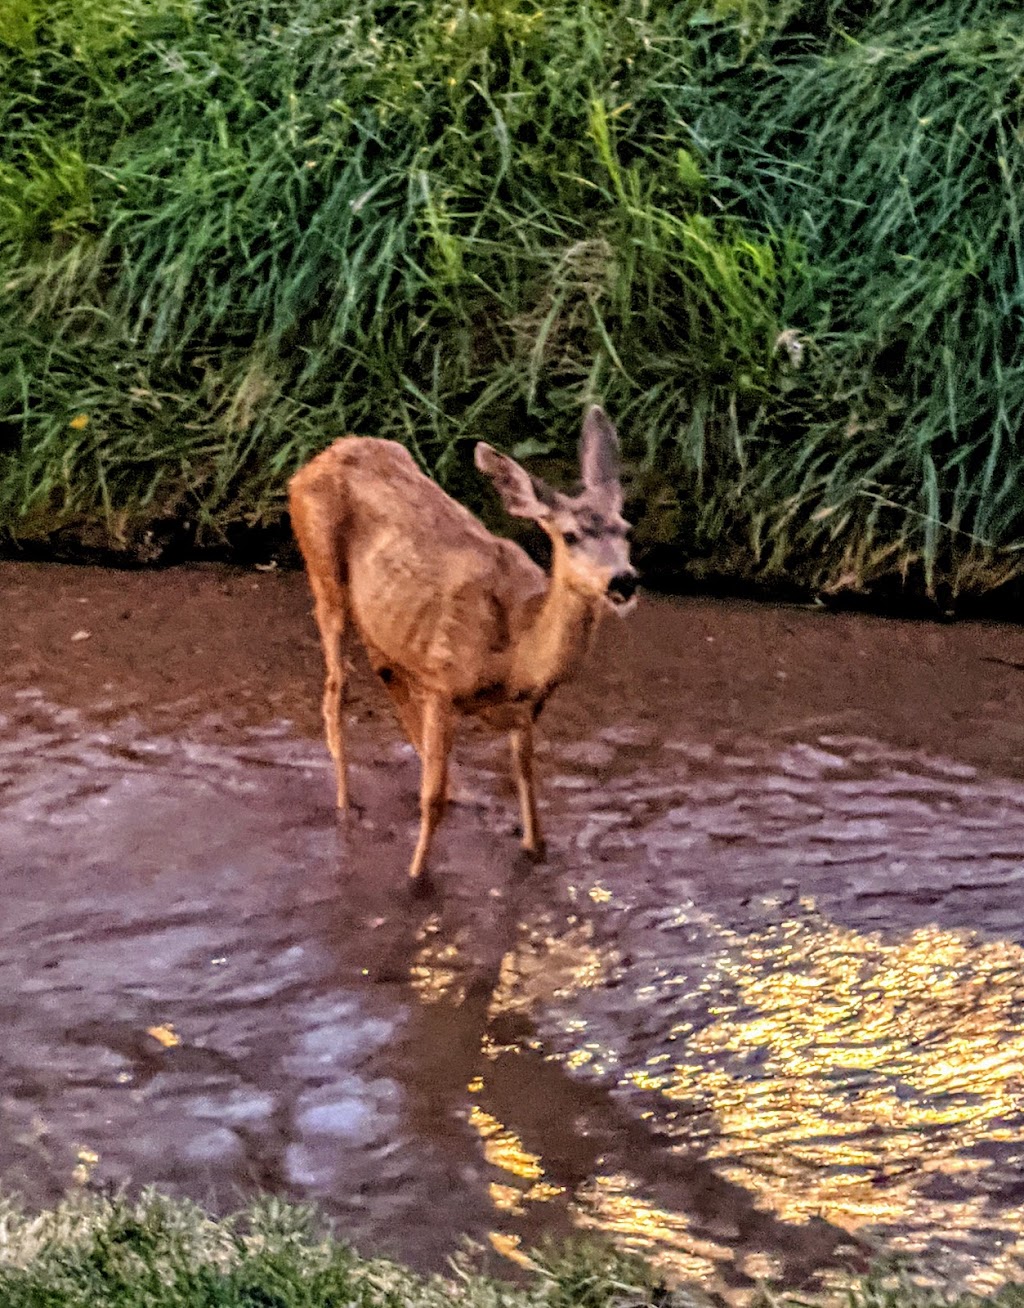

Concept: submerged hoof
[[408, 869, 435, 899]]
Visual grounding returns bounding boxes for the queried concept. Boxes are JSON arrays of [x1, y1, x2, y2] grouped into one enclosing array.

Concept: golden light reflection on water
[[469, 1105, 545, 1181], [663, 915, 1024, 1286], [575, 1173, 733, 1283], [409, 914, 463, 1004], [466, 1093, 732, 1288], [408, 913, 616, 1015], [488, 916, 615, 1022], [467, 1095, 567, 1257], [460, 923, 749, 1288], [408, 899, 1024, 1289]]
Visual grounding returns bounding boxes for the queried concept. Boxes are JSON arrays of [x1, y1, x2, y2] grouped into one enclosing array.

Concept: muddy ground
[[2, 562, 1023, 1294]]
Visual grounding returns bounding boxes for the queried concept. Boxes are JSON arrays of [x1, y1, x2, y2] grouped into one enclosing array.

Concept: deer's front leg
[[510, 722, 544, 860], [409, 694, 454, 884]]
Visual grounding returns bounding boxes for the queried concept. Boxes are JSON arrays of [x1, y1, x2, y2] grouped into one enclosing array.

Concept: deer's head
[[476, 406, 638, 614]]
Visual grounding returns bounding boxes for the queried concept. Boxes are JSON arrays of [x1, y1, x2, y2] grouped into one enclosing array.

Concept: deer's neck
[[514, 548, 601, 698]]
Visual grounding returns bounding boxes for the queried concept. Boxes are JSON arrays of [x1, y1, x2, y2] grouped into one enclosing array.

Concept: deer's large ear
[[580, 406, 622, 509], [475, 443, 558, 521]]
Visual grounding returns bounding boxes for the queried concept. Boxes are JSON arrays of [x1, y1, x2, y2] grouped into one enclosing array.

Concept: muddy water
[[2, 562, 1024, 1294]]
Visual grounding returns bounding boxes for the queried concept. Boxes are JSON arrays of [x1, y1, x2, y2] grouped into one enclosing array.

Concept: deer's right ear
[[475, 443, 556, 521], [580, 405, 622, 509]]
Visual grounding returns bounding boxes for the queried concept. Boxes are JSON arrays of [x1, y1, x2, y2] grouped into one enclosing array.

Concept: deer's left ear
[[580, 405, 622, 511], [475, 443, 561, 521]]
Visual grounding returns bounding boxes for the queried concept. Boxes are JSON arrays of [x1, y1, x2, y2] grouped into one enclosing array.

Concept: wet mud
[[2, 562, 1024, 1294]]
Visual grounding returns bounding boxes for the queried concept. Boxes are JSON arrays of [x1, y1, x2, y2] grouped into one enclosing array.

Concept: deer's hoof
[[408, 870, 435, 899]]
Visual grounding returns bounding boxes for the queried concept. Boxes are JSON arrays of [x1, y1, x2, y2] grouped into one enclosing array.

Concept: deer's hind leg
[[377, 668, 424, 755], [379, 673, 473, 807], [314, 583, 349, 810], [289, 483, 350, 810], [409, 693, 454, 884]]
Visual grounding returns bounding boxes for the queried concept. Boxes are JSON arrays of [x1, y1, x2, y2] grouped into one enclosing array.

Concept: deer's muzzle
[[607, 571, 638, 606]]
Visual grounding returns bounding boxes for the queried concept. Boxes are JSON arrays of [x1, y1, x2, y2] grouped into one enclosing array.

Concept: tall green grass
[[685, 4, 1024, 599], [1, 0, 1023, 602]]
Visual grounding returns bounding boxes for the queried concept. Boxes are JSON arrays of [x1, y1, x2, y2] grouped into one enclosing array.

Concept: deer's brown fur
[[288, 405, 636, 885]]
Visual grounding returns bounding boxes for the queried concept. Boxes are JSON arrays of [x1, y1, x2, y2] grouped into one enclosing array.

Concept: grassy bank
[[2, 0, 1023, 605], [0, 1190, 1020, 1308], [0, 1191, 659, 1308]]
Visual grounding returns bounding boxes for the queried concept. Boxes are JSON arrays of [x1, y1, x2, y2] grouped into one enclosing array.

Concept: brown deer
[[288, 405, 637, 885]]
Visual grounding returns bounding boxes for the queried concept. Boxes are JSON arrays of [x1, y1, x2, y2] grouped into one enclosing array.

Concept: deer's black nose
[[608, 571, 638, 602]]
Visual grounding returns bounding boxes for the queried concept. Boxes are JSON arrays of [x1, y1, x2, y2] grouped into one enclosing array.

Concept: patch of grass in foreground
[[0, 1193, 1022, 1308], [0, 1191, 664, 1308]]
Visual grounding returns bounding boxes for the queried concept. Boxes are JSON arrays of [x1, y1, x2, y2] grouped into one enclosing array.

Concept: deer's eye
[[563, 530, 582, 547]]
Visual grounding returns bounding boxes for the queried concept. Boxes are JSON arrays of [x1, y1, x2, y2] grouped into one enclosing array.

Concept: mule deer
[[288, 405, 637, 884]]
